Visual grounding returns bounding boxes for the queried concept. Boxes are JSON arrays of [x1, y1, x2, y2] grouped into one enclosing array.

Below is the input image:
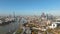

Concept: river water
[[0, 18, 27, 34]]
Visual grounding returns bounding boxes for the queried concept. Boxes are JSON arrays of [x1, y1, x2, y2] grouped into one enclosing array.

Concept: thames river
[[0, 18, 27, 34]]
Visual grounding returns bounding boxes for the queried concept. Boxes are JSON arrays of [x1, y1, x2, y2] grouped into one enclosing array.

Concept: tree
[[15, 29, 23, 34]]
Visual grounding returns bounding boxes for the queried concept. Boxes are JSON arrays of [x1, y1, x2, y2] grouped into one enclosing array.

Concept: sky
[[0, 0, 60, 16]]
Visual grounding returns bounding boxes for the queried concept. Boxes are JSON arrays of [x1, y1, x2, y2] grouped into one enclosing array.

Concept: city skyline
[[0, 0, 60, 16]]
